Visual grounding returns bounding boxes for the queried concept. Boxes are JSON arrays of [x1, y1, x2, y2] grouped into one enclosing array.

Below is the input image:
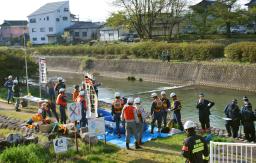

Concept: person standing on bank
[[240, 96, 255, 142], [160, 91, 170, 128], [170, 92, 184, 131], [182, 120, 209, 163], [196, 93, 215, 132], [46, 79, 56, 103], [151, 93, 163, 134], [12, 80, 21, 111], [121, 97, 141, 150], [112, 92, 125, 138], [4, 75, 14, 104], [56, 88, 67, 124], [224, 99, 241, 138], [55, 77, 66, 94], [134, 97, 146, 145]]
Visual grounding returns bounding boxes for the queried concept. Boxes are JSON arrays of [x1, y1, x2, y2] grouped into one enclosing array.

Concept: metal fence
[[210, 141, 256, 163]]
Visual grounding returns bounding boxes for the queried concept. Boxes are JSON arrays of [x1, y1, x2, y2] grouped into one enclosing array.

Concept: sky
[[0, 0, 251, 24]]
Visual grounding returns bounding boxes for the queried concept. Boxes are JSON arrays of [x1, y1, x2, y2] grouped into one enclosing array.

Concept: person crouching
[[121, 97, 141, 150]]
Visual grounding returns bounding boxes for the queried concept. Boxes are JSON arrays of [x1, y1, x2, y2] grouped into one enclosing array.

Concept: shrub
[[225, 42, 256, 62]]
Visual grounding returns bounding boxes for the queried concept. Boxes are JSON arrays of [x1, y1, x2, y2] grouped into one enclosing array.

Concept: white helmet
[[134, 97, 141, 104], [184, 120, 196, 130], [127, 97, 134, 104], [57, 77, 63, 81], [59, 88, 65, 92], [79, 91, 85, 96], [13, 80, 18, 84], [151, 92, 157, 97], [38, 109, 43, 114], [170, 92, 176, 97], [114, 92, 120, 97], [161, 91, 166, 95], [8, 75, 12, 79]]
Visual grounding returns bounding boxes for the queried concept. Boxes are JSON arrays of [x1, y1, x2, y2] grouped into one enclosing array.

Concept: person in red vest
[[112, 92, 124, 138], [56, 88, 67, 124], [150, 93, 163, 134], [121, 97, 141, 150], [76, 90, 87, 127], [72, 85, 80, 102]]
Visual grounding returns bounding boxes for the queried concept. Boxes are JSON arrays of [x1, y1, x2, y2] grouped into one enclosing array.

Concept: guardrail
[[210, 141, 256, 163]]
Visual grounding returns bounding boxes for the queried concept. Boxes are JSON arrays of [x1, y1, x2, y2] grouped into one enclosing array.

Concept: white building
[[99, 27, 121, 42], [28, 1, 72, 44]]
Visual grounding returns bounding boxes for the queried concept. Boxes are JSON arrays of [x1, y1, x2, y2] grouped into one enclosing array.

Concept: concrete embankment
[[41, 56, 256, 91]]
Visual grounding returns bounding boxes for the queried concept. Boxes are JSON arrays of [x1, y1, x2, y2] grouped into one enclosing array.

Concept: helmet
[[170, 92, 176, 97], [243, 96, 248, 101], [79, 91, 85, 96], [114, 92, 120, 97], [127, 97, 134, 104], [161, 91, 166, 95], [57, 77, 63, 81], [184, 120, 196, 130], [74, 85, 79, 89], [151, 93, 157, 97], [199, 93, 204, 97], [134, 97, 141, 104], [232, 98, 238, 103], [13, 80, 18, 84], [38, 109, 43, 114], [8, 75, 12, 79], [59, 88, 65, 92]]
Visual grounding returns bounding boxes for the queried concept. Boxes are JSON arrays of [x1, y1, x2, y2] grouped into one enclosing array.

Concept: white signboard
[[88, 117, 106, 136], [53, 137, 68, 153], [39, 57, 47, 84], [68, 103, 82, 122]]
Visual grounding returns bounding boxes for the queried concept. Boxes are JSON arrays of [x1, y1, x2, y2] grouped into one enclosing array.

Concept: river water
[[49, 71, 256, 129]]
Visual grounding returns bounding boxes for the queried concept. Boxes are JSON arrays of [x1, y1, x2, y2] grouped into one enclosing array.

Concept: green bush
[[225, 42, 256, 63]]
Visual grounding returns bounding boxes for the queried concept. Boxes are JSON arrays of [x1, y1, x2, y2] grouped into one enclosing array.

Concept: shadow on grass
[[144, 141, 182, 152], [129, 159, 161, 163]]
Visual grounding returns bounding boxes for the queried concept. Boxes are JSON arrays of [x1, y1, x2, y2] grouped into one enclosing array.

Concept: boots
[[135, 142, 142, 149], [151, 126, 154, 134], [126, 143, 130, 150]]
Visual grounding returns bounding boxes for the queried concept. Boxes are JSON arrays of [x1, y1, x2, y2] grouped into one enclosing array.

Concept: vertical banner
[[39, 57, 47, 84]]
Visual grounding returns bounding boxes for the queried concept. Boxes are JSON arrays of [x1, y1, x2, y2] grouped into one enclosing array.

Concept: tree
[[248, 6, 256, 33], [106, 11, 132, 31]]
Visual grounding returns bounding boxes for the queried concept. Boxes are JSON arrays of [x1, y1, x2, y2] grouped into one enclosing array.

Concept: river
[[48, 71, 256, 129]]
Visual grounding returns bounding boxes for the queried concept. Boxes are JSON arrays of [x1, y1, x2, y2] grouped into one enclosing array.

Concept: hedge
[[35, 42, 224, 61], [225, 42, 256, 63]]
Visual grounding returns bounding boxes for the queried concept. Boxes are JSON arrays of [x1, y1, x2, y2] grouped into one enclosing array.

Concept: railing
[[210, 141, 256, 163]]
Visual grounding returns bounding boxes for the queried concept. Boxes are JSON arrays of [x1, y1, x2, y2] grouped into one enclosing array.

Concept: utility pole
[[24, 33, 30, 95]]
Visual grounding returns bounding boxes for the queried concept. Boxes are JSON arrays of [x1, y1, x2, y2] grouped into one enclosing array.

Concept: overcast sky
[[0, 0, 250, 24]]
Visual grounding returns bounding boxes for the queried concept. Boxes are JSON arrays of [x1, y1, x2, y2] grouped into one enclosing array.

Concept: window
[[30, 18, 36, 23], [40, 28, 45, 32], [46, 16, 49, 21], [49, 27, 53, 32], [57, 9, 60, 13], [63, 17, 68, 21], [32, 28, 36, 32], [56, 18, 60, 22], [64, 8, 69, 12], [74, 32, 79, 37], [82, 32, 87, 37], [41, 37, 45, 41], [32, 37, 37, 41]]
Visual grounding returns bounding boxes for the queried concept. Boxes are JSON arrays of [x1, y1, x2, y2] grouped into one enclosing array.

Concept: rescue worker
[[150, 93, 163, 134], [182, 120, 209, 163], [134, 97, 146, 145], [72, 85, 80, 102], [46, 79, 56, 102], [224, 99, 241, 138], [121, 97, 141, 150], [196, 93, 215, 132], [161, 91, 170, 128], [56, 88, 67, 124], [92, 79, 101, 96], [41, 102, 51, 119], [27, 109, 44, 125], [55, 77, 66, 94], [240, 96, 255, 142], [170, 92, 184, 131], [4, 75, 14, 104], [76, 91, 87, 127], [112, 92, 124, 138], [12, 80, 20, 111]]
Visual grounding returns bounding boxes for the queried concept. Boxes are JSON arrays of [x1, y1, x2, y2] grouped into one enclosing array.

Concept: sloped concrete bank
[[42, 56, 256, 91]]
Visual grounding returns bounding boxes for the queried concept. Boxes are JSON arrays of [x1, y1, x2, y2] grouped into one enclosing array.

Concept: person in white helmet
[[150, 92, 163, 134], [12, 80, 21, 111], [112, 92, 125, 138], [56, 88, 67, 124], [54, 77, 66, 94], [76, 91, 88, 127], [182, 120, 209, 163], [121, 97, 141, 149], [4, 75, 14, 104], [170, 92, 184, 131], [134, 97, 146, 145], [160, 91, 170, 128]]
